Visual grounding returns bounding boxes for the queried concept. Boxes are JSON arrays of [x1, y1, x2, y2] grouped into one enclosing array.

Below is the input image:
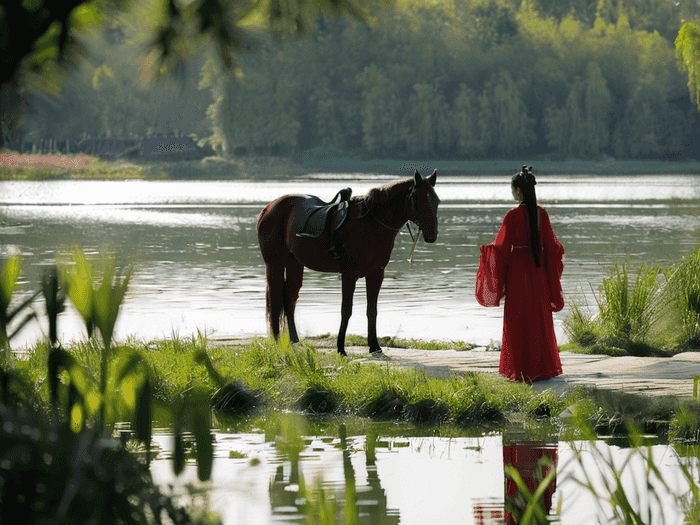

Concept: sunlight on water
[[148, 430, 695, 525], [1, 174, 699, 348]]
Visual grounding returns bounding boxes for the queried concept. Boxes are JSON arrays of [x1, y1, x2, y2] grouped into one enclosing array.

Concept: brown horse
[[256, 170, 439, 356]]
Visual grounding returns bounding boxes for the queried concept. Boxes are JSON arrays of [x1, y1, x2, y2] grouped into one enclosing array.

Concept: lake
[[1, 173, 699, 348], [147, 418, 698, 525]]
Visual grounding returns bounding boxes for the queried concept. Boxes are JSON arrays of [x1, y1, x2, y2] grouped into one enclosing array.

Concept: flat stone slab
[[346, 347, 700, 399]]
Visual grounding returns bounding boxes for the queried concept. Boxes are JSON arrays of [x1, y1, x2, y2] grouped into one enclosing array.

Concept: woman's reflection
[[502, 428, 558, 525]]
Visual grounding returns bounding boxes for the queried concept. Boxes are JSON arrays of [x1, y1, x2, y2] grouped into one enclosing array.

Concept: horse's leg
[[265, 262, 285, 340], [337, 273, 357, 356], [365, 269, 385, 354], [283, 258, 304, 343]]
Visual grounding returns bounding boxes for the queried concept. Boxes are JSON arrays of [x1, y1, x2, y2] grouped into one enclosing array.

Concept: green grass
[[562, 253, 700, 357], [5, 152, 700, 181], [343, 334, 476, 351], [14, 333, 693, 440], [0, 160, 162, 180]]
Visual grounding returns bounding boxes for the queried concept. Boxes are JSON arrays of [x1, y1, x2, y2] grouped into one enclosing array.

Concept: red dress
[[475, 204, 564, 383]]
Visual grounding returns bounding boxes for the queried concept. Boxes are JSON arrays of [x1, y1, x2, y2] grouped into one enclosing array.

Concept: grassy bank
[[11, 332, 695, 440], [3, 150, 700, 180]]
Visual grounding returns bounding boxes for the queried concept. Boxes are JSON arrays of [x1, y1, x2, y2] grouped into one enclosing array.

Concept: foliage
[[193, 2, 698, 160], [663, 247, 700, 350], [596, 263, 663, 344], [10, 0, 700, 162], [0, 255, 40, 353], [564, 261, 671, 355], [0, 252, 221, 522], [676, 21, 700, 111], [0, 403, 195, 525], [343, 333, 475, 351]]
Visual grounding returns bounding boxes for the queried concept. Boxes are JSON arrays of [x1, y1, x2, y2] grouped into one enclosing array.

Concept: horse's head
[[409, 170, 440, 243]]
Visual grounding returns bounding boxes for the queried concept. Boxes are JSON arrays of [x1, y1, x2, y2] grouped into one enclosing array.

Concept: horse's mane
[[352, 177, 414, 214]]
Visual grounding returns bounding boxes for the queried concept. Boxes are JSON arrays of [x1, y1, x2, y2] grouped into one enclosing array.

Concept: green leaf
[[193, 406, 213, 481], [134, 377, 153, 457], [69, 2, 102, 33], [0, 257, 21, 309], [66, 248, 94, 328], [173, 416, 186, 476], [48, 347, 78, 406]]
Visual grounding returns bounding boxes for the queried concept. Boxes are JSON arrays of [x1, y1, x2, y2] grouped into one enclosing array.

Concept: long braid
[[512, 165, 540, 267]]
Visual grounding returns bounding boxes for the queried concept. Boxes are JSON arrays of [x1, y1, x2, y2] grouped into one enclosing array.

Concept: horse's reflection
[[269, 424, 398, 523], [502, 428, 558, 525]]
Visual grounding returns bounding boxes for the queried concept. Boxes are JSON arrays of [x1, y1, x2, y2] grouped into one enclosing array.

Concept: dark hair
[[511, 165, 540, 267]]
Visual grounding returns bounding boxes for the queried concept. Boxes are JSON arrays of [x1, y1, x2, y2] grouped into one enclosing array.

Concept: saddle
[[296, 188, 352, 239]]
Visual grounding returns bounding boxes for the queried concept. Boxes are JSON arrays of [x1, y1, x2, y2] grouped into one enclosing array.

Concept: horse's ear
[[427, 169, 437, 187], [413, 170, 421, 185]]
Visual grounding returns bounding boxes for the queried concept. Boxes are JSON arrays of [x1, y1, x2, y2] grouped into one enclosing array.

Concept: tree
[[451, 84, 481, 157], [480, 71, 535, 158], [0, 0, 391, 148], [676, 22, 700, 111], [356, 63, 403, 154]]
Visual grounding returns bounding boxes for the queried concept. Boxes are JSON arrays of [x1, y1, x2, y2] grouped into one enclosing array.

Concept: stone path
[[344, 346, 700, 399]]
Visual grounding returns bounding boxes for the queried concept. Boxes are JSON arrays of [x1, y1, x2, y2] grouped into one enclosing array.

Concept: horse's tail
[[257, 196, 295, 339]]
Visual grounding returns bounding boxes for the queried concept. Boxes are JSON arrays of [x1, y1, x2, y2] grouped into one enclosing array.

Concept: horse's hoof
[[338, 350, 348, 357]]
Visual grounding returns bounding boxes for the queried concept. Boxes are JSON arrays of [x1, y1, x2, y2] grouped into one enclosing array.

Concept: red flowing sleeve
[[475, 211, 512, 307], [540, 208, 565, 312]]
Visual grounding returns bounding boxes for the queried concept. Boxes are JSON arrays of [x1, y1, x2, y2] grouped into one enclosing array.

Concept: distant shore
[[2, 151, 699, 180]]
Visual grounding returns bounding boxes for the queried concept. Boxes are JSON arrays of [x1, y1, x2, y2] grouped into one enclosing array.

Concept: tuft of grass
[[596, 263, 663, 345], [563, 300, 599, 347], [664, 247, 700, 350], [344, 334, 475, 351]]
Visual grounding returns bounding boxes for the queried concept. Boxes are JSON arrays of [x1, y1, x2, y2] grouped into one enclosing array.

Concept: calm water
[[148, 422, 697, 525], [1, 173, 700, 348]]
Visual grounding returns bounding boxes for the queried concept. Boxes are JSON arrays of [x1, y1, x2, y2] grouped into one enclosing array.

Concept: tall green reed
[[596, 263, 663, 344], [663, 247, 700, 349], [0, 255, 40, 354]]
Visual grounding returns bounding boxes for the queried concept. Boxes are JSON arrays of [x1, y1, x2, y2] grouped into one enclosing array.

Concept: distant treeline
[[14, 0, 700, 162]]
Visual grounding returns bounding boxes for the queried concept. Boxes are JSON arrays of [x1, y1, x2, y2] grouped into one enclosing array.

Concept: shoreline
[[2, 152, 700, 180]]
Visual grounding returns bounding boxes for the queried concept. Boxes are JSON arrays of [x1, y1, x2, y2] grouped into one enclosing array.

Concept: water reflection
[[502, 429, 558, 525], [269, 421, 397, 523]]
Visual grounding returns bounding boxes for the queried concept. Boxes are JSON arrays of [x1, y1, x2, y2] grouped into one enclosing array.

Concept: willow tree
[[676, 22, 700, 111]]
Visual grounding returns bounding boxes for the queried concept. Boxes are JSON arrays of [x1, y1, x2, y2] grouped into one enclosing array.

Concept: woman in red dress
[[475, 166, 565, 383]]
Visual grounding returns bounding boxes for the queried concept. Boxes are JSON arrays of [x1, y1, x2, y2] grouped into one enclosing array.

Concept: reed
[[563, 299, 599, 347], [663, 247, 700, 350], [597, 263, 663, 344]]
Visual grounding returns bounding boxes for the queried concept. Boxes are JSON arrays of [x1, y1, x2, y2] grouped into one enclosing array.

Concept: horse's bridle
[[363, 190, 420, 232]]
